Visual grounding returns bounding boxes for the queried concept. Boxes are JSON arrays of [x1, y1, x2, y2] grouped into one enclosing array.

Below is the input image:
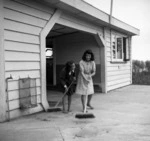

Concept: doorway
[[45, 23, 103, 105]]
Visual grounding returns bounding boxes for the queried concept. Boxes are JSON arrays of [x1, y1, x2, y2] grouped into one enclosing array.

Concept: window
[[111, 33, 130, 62]]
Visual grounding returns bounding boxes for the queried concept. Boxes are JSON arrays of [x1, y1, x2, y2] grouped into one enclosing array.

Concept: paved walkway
[[0, 85, 150, 141]]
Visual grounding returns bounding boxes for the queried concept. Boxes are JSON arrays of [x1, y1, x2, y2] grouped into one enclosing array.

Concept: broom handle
[[54, 81, 74, 108]]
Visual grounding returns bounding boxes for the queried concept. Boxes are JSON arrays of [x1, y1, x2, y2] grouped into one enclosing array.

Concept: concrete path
[[0, 85, 150, 141]]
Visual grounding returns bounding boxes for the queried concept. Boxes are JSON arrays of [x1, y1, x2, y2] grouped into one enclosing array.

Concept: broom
[[75, 90, 95, 119], [48, 81, 74, 112]]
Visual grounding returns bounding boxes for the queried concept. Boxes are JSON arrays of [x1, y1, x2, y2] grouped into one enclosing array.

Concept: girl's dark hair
[[65, 60, 75, 73], [82, 49, 95, 61]]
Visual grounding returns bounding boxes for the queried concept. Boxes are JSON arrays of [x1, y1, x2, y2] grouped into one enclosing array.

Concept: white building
[[0, 0, 139, 122]]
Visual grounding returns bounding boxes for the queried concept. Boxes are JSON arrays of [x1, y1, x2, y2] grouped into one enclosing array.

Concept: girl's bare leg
[[81, 95, 84, 111], [81, 95, 88, 112], [68, 95, 72, 112], [87, 94, 94, 109], [62, 95, 67, 113]]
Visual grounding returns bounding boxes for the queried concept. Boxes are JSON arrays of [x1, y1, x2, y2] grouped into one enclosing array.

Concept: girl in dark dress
[[59, 61, 76, 113]]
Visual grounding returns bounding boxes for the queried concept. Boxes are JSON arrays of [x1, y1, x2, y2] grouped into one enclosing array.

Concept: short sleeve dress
[[75, 60, 96, 95]]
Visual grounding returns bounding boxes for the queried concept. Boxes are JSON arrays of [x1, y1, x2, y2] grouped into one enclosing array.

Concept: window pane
[[113, 50, 116, 59], [112, 34, 116, 59], [117, 38, 122, 59], [113, 41, 115, 49]]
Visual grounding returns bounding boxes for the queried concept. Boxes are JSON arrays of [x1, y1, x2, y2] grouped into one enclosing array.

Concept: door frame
[[40, 9, 107, 111]]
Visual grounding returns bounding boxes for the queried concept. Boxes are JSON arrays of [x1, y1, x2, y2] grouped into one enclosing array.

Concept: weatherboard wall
[[104, 29, 132, 91], [3, 0, 55, 119]]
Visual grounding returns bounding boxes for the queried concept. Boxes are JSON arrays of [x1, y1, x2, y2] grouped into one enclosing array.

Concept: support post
[[129, 36, 132, 84], [40, 9, 62, 111], [0, 0, 7, 122], [53, 39, 56, 85], [95, 32, 107, 93]]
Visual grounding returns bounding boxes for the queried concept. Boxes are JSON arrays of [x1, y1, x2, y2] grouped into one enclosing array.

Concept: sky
[[84, 0, 150, 61]]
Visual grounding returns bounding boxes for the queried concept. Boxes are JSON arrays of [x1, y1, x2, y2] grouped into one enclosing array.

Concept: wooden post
[[53, 39, 56, 85], [0, 0, 7, 122], [40, 9, 62, 111], [95, 32, 107, 93], [129, 36, 132, 84]]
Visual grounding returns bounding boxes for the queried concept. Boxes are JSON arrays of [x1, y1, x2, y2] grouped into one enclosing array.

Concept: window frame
[[111, 32, 130, 63]]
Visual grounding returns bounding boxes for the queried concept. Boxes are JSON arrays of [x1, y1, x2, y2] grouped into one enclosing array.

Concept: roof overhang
[[41, 0, 140, 36]]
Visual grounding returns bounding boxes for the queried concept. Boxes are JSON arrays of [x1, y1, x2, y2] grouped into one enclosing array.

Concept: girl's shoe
[[68, 109, 72, 112], [82, 109, 88, 113], [62, 110, 68, 114], [87, 104, 94, 109]]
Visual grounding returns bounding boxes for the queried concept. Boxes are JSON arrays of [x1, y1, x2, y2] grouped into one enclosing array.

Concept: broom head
[[75, 113, 95, 119], [47, 107, 62, 112]]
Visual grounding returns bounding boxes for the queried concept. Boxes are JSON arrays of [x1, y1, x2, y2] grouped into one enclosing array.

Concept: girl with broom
[[60, 61, 76, 113], [75, 49, 96, 113]]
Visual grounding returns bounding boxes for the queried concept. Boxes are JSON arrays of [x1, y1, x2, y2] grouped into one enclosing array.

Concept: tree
[[132, 60, 141, 72], [140, 61, 145, 71], [145, 60, 150, 72]]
